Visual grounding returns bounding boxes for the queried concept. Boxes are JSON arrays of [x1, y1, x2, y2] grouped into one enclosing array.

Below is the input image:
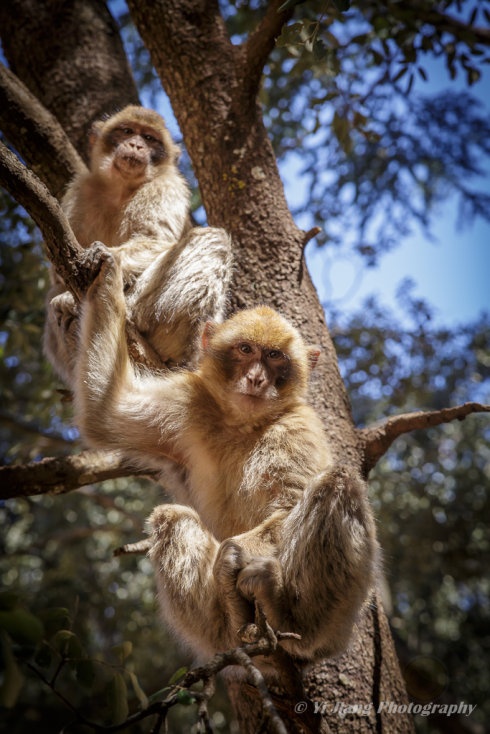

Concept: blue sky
[[305, 58, 490, 328]]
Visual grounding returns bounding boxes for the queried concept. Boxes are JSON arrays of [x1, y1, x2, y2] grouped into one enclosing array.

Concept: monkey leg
[[43, 287, 80, 388], [127, 226, 233, 365], [239, 466, 378, 662], [213, 538, 260, 640], [146, 503, 245, 659]]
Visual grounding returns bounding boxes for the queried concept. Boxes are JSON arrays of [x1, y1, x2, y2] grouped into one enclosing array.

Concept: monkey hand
[[236, 556, 283, 604], [82, 242, 123, 300], [50, 290, 78, 334], [213, 539, 252, 590]]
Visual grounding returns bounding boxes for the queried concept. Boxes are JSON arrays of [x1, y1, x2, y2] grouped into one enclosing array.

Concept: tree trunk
[[0, 1, 414, 731], [0, 0, 139, 165]]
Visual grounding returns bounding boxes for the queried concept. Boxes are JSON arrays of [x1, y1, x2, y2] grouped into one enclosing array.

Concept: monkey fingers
[[50, 291, 78, 332], [236, 556, 282, 604], [81, 240, 119, 295], [213, 539, 251, 590]]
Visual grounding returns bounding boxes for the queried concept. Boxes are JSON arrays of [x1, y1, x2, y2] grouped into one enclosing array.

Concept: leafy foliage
[[260, 0, 490, 260]]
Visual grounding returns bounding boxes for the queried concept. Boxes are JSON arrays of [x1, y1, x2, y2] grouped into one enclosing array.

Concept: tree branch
[[359, 401, 490, 474], [27, 606, 300, 734], [241, 0, 296, 102], [416, 4, 490, 46], [0, 141, 88, 298], [0, 450, 152, 500], [0, 142, 169, 372], [0, 62, 86, 199]]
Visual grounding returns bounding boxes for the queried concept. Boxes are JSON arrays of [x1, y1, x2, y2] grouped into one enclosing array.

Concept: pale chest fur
[[62, 170, 189, 249], [182, 407, 332, 541]]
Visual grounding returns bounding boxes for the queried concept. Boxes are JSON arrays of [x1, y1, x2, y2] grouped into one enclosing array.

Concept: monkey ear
[[202, 322, 218, 351], [307, 346, 321, 370]]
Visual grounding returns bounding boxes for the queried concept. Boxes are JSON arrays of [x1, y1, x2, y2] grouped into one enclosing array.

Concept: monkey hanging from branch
[[44, 105, 233, 387], [74, 243, 379, 666]]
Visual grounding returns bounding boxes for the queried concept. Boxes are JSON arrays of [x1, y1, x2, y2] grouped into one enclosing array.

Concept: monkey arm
[[111, 172, 192, 279], [74, 244, 185, 465]]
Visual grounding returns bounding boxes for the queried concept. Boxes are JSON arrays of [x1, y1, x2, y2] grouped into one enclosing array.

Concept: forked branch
[[0, 62, 86, 198], [359, 401, 490, 474]]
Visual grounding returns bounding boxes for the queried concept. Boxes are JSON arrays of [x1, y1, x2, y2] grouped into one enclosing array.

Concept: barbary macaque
[[75, 242, 378, 665], [44, 105, 232, 387]]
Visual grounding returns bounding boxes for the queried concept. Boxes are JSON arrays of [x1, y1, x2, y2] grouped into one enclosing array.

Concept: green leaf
[[276, 22, 303, 48], [147, 686, 171, 704], [0, 632, 25, 708], [333, 0, 350, 11], [112, 640, 132, 664], [0, 609, 44, 645], [51, 629, 84, 659], [168, 666, 187, 685], [176, 689, 195, 706], [128, 671, 149, 710], [38, 608, 71, 638], [392, 67, 408, 83], [106, 672, 129, 725], [467, 67, 481, 85]]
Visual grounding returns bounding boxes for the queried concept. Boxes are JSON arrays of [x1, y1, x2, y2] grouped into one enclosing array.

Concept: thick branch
[[0, 141, 87, 297], [0, 62, 86, 199], [241, 0, 296, 102], [360, 402, 490, 474], [0, 450, 151, 500]]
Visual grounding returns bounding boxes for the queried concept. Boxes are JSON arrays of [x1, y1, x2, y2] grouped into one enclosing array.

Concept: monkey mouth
[[115, 155, 147, 175]]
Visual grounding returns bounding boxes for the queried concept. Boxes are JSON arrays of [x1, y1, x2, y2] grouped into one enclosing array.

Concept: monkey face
[[200, 307, 316, 421], [229, 341, 291, 404], [105, 123, 166, 178], [89, 106, 180, 182]]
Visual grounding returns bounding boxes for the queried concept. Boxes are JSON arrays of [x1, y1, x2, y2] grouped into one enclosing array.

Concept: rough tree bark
[[2, 1, 486, 732], [0, 0, 139, 164]]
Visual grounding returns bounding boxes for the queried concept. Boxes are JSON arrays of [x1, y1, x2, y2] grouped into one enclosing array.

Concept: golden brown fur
[[44, 105, 232, 387], [75, 246, 378, 663]]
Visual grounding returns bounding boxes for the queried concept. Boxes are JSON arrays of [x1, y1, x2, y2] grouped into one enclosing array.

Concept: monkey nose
[[247, 374, 265, 389]]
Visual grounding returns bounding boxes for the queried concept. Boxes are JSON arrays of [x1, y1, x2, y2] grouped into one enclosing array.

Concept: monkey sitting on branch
[[74, 242, 378, 666], [44, 105, 232, 387]]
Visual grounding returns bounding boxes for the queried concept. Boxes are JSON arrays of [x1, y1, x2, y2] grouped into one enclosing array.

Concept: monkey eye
[[143, 133, 158, 143], [267, 350, 284, 360], [121, 127, 134, 135], [238, 343, 253, 354]]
